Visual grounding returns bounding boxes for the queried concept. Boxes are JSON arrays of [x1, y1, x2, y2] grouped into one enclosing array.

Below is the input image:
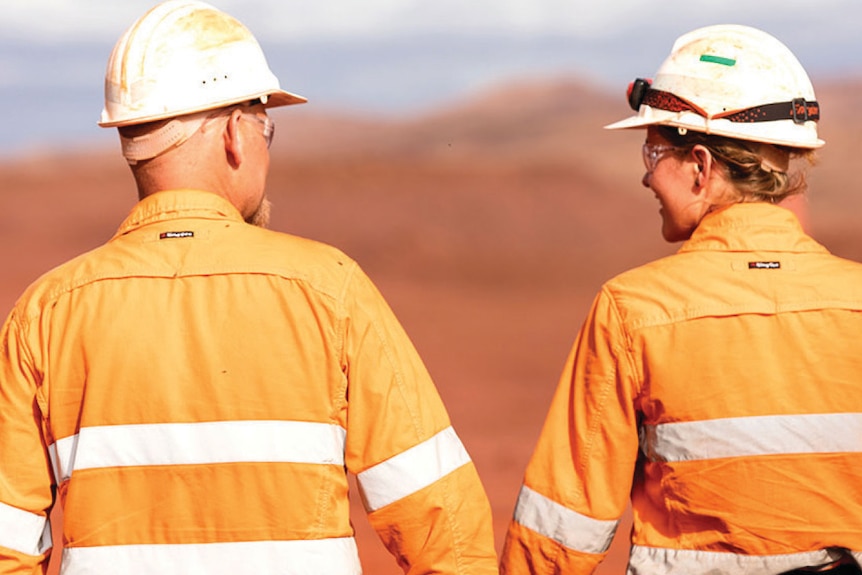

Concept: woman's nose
[[642, 171, 652, 188]]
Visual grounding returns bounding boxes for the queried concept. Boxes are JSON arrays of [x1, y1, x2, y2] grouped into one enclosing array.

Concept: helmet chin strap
[[119, 96, 272, 165], [119, 110, 211, 165]]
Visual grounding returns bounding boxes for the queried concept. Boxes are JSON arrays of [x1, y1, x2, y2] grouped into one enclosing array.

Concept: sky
[[1, 0, 861, 156]]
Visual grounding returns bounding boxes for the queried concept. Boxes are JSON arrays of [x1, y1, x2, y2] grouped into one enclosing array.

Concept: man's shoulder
[[250, 226, 352, 262], [9, 225, 364, 321], [235, 225, 361, 285], [9, 243, 111, 322]]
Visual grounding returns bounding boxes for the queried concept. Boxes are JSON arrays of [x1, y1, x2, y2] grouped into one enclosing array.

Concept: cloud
[[3, 0, 861, 44]]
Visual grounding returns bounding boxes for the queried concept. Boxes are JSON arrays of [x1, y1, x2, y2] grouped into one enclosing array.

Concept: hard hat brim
[[263, 89, 308, 109], [604, 107, 825, 149], [99, 89, 307, 128], [603, 114, 652, 131]]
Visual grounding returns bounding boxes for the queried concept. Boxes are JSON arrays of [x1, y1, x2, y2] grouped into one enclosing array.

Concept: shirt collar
[[114, 189, 245, 238], [678, 202, 829, 254]]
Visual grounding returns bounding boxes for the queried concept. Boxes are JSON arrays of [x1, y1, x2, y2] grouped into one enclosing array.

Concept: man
[[0, 1, 497, 573]]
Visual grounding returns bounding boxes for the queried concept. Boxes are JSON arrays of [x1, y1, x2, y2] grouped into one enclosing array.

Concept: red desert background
[[2, 76, 861, 574]]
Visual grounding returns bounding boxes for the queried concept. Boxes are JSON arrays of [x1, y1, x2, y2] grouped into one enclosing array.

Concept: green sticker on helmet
[[700, 54, 736, 66]]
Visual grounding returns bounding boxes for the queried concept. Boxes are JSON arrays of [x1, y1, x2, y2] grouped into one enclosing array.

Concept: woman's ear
[[223, 108, 245, 169], [690, 145, 713, 191]]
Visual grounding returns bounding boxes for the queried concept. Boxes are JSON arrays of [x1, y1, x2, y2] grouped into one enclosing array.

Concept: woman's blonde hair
[[658, 126, 817, 203]]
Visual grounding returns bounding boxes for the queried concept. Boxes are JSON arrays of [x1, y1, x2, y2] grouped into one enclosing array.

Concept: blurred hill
[[272, 78, 671, 284], [1, 75, 860, 574]]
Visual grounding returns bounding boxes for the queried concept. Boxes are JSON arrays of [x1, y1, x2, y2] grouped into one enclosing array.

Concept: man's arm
[[340, 263, 498, 574], [0, 311, 55, 574]]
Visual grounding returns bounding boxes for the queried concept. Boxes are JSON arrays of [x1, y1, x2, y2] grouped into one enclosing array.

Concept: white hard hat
[[605, 24, 823, 149], [99, 0, 306, 128]]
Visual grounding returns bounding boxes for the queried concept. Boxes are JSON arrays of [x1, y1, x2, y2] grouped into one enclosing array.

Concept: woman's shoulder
[[597, 251, 716, 329]]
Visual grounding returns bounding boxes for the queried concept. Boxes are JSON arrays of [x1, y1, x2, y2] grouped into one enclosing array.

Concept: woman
[[501, 24, 862, 575]]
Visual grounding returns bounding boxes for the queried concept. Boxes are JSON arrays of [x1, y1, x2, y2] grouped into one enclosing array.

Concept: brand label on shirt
[[160, 231, 194, 239], [748, 261, 781, 269]]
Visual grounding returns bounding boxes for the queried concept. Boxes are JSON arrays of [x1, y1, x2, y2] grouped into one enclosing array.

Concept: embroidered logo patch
[[160, 231, 194, 239], [748, 261, 781, 270]]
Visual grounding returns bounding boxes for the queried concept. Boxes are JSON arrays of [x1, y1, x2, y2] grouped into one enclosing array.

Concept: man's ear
[[223, 108, 245, 169]]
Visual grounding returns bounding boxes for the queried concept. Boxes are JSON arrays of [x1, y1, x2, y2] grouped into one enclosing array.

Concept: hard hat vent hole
[[201, 75, 229, 86]]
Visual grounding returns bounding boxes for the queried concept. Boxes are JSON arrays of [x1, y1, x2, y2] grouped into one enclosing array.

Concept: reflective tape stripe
[[49, 420, 346, 481], [61, 537, 361, 575], [629, 544, 858, 575], [0, 501, 52, 556], [357, 426, 471, 512], [643, 413, 862, 463], [47, 442, 61, 484], [513, 485, 618, 555]]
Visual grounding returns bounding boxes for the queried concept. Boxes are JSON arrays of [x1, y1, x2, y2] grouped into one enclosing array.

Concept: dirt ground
[[1, 77, 859, 574]]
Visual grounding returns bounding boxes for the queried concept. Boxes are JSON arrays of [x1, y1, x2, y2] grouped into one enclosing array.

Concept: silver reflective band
[[0, 501, 52, 556], [513, 486, 618, 555], [357, 426, 471, 512], [49, 420, 347, 481], [61, 537, 361, 575], [642, 412, 862, 462], [628, 544, 856, 575]]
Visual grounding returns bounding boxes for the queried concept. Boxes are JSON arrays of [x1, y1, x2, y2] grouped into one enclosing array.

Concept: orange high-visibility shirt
[[501, 203, 862, 574], [0, 189, 497, 575]]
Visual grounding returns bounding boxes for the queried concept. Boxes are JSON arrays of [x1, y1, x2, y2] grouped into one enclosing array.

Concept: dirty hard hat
[[98, 0, 306, 128], [605, 24, 823, 149]]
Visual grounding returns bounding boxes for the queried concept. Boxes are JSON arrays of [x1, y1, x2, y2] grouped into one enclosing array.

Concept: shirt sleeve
[[0, 311, 56, 574], [500, 287, 640, 574], [339, 263, 498, 575]]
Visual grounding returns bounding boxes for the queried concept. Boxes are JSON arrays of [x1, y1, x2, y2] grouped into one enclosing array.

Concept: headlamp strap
[[635, 86, 819, 125], [721, 98, 820, 124]]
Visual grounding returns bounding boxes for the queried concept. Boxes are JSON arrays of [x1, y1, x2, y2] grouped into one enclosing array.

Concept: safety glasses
[[642, 143, 677, 173], [243, 114, 275, 149]]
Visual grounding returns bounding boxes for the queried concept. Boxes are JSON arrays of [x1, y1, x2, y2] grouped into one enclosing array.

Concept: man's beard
[[247, 197, 272, 228]]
